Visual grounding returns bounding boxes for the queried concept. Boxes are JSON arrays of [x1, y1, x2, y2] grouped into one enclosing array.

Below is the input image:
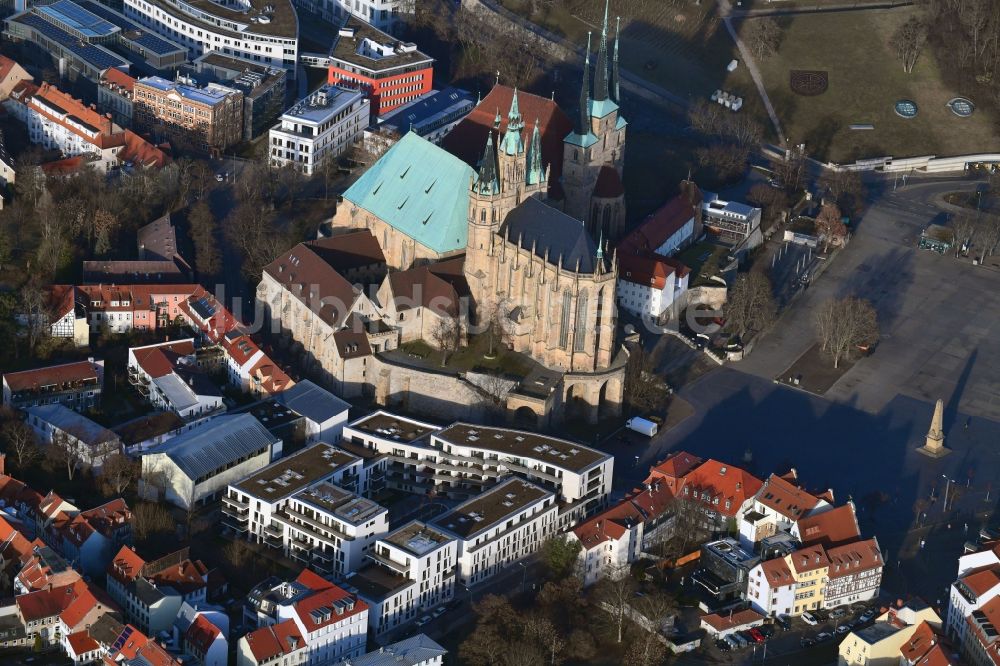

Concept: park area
[[734, 8, 1000, 163]]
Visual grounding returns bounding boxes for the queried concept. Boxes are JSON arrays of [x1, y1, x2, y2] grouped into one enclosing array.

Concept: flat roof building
[[134, 75, 243, 153], [192, 52, 287, 139], [378, 87, 475, 144], [268, 84, 369, 175]]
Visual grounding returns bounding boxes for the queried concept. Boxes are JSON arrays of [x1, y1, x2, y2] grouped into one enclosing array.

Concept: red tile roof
[[67, 630, 100, 656], [968, 595, 1000, 665], [442, 85, 572, 199], [387, 257, 466, 314], [293, 583, 367, 632], [131, 340, 196, 378], [29, 83, 118, 148], [102, 68, 136, 93], [0, 56, 28, 86], [759, 557, 795, 587], [243, 619, 306, 662], [788, 544, 830, 574], [796, 504, 860, 547], [3, 361, 100, 393], [618, 190, 699, 257], [15, 579, 91, 622], [80, 498, 131, 539], [618, 251, 690, 289], [960, 565, 1000, 597], [757, 473, 822, 520], [296, 567, 334, 592], [185, 614, 222, 655], [149, 558, 208, 595], [679, 459, 762, 518], [108, 545, 146, 585], [644, 451, 703, 495], [701, 608, 763, 632], [248, 357, 294, 395], [899, 621, 954, 665]]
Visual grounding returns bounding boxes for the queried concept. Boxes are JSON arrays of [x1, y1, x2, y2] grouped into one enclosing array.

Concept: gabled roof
[[679, 459, 762, 518], [344, 132, 475, 255], [243, 619, 305, 662], [3, 360, 101, 393], [305, 231, 385, 273], [618, 252, 690, 289], [386, 257, 467, 315], [758, 557, 795, 587], [796, 503, 860, 547], [293, 582, 367, 632], [347, 634, 447, 666], [130, 340, 196, 378], [443, 84, 571, 199], [645, 451, 703, 496], [788, 544, 830, 574], [500, 197, 600, 273], [701, 608, 764, 632], [827, 538, 882, 578], [899, 621, 955, 665], [185, 614, 222, 654], [961, 565, 1000, 597], [757, 473, 823, 520], [80, 498, 131, 538], [102, 67, 136, 93], [262, 243, 359, 329], [276, 380, 349, 425], [619, 189, 700, 257], [108, 545, 146, 585], [67, 630, 100, 655]]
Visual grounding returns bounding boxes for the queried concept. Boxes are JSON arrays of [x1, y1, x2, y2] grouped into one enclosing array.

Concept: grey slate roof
[[500, 196, 598, 273], [339, 634, 446, 666], [27, 404, 118, 447], [142, 413, 278, 481], [276, 379, 350, 426]]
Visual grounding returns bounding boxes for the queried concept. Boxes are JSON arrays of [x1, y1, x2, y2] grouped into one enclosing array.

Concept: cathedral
[[327, 5, 629, 424]]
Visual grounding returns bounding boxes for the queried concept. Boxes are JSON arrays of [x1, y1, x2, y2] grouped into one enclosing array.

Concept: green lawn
[[399, 334, 536, 378], [732, 9, 1000, 162], [677, 241, 729, 287]]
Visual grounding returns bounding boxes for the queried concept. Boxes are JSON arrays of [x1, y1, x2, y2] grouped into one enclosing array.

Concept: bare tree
[[815, 297, 880, 368], [725, 271, 776, 340], [745, 17, 782, 60], [747, 183, 791, 231], [976, 215, 1000, 257], [49, 431, 84, 480], [102, 453, 139, 495], [431, 314, 461, 366], [891, 16, 929, 73], [815, 203, 847, 252], [623, 345, 668, 414], [188, 201, 221, 278], [596, 565, 635, 643], [132, 502, 174, 544], [20, 284, 50, 356], [951, 215, 978, 256], [771, 146, 807, 194], [525, 614, 566, 666], [482, 299, 512, 358], [1, 415, 40, 472]]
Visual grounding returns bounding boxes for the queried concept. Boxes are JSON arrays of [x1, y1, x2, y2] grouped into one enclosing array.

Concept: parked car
[[800, 637, 816, 648], [830, 608, 847, 620], [432, 606, 447, 619], [416, 615, 432, 627], [859, 609, 876, 623], [715, 639, 732, 652], [748, 628, 766, 643], [802, 611, 820, 625], [775, 615, 792, 631], [724, 635, 741, 650], [835, 624, 851, 635], [816, 632, 834, 643], [215, 173, 225, 182], [758, 624, 776, 639], [731, 632, 748, 649]]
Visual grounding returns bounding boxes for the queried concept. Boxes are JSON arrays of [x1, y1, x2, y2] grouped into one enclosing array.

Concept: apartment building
[[128, 339, 224, 420], [122, 0, 299, 73], [222, 443, 362, 541], [432, 478, 557, 586], [947, 542, 1000, 646], [97, 68, 136, 127], [839, 601, 944, 666], [344, 412, 613, 525], [328, 17, 433, 116], [3, 360, 104, 411], [192, 52, 287, 139], [268, 84, 369, 175], [26, 404, 120, 469], [823, 538, 883, 609], [107, 546, 208, 636], [349, 521, 457, 635], [298, 0, 410, 34], [787, 544, 829, 615], [133, 76, 244, 153], [701, 192, 763, 249], [4, 81, 169, 171], [242, 569, 368, 664], [739, 472, 834, 551]]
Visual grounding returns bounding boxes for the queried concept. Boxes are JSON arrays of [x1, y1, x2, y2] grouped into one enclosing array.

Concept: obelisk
[[917, 399, 950, 457]]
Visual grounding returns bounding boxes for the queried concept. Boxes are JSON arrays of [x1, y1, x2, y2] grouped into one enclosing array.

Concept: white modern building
[[275, 379, 351, 444], [138, 413, 280, 509], [433, 478, 558, 586], [223, 442, 363, 544], [947, 544, 1000, 646], [298, 0, 410, 35], [128, 339, 224, 421], [344, 412, 613, 527], [268, 84, 369, 175], [701, 193, 763, 249], [748, 557, 797, 618], [348, 521, 456, 635], [343, 634, 447, 666], [276, 482, 388, 575], [122, 0, 299, 73], [616, 255, 690, 320]]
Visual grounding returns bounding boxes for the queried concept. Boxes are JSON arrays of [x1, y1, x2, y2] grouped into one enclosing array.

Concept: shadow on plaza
[[832, 246, 915, 333], [659, 368, 1000, 599]]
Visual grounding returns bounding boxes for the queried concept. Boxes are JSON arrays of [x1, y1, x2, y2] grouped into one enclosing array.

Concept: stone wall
[[369, 356, 491, 422]]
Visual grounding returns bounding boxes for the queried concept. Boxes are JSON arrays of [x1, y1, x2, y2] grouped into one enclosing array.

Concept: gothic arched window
[[573, 290, 588, 352], [558, 291, 572, 349]]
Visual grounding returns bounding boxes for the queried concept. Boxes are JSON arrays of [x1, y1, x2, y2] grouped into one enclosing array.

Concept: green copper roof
[[588, 97, 619, 119], [344, 132, 475, 255], [564, 131, 598, 148], [615, 115, 628, 130]]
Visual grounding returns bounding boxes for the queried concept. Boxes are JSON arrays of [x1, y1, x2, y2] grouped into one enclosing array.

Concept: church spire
[[593, 1, 610, 102], [500, 88, 525, 155], [476, 133, 499, 195], [527, 118, 543, 185], [577, 31, 592, 135], [611, 15, 621, 104]]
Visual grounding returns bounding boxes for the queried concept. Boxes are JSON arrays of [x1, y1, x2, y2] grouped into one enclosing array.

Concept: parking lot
[[701, 603, 879, 664]]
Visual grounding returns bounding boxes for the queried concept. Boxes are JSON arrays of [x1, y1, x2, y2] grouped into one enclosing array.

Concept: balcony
[[368, 549, 410, 575], [222, 495, 249, 510], [222, 517, 248, 534], [262, 523, 282, 538], [275, 508, 352, 544]]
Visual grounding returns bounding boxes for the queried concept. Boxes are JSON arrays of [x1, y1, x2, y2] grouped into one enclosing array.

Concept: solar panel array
[[38, 0, 117, 38], [77, 0, 184, 56], [15, 12, 128, 71]]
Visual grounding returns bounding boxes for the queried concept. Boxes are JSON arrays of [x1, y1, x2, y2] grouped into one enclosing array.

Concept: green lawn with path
[[732, 9, 1000, 162]]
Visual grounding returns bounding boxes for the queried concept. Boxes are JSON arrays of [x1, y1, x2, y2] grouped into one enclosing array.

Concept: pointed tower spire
[[578, 32, 592, 135], [593, 1, 610, 102], [596, 230, 604, 261], [500, 89, 525, 155], [611, 16, 621, 104], [477, 133, 499, 196], [527, 118, 543, 185], [494, 107, 501, 129]]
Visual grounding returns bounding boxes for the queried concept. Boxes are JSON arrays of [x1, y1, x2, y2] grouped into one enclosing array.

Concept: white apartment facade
[[748, 557, 797, 618], [300, 0, 410, 35], [223, 443, 363, 547], [947, 546, 1000, 646], [351, 521, 457, 635], [268, 84, 369, 175], [433, 478, 558, 586], [344, 413, 613, 526], [701, 194, 763, 248], [273, 482, 388, 575], [616, 258, 689, 320], [122, 0, 299, 73]]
